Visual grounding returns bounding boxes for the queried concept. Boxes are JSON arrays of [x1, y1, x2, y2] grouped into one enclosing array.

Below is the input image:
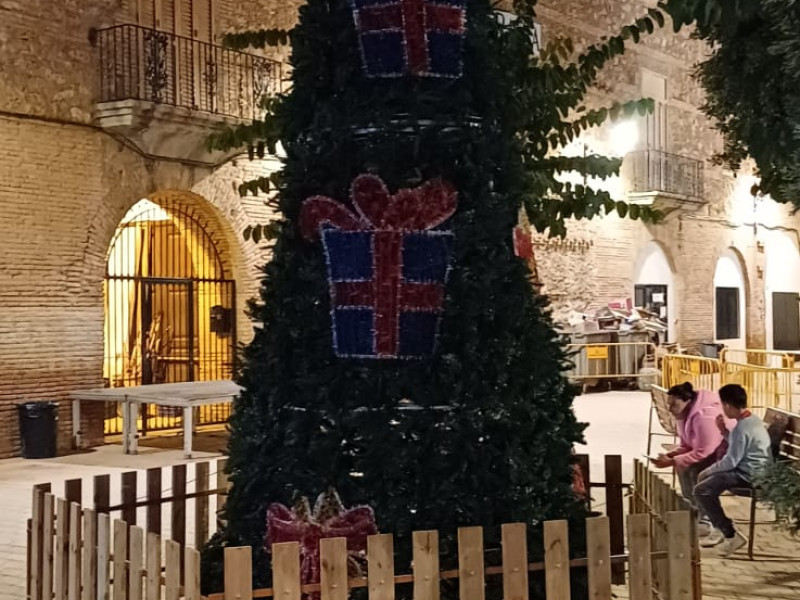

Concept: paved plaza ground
[[1, 391, 797, 599]]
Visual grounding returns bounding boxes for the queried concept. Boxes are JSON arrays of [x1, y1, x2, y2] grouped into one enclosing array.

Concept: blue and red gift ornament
[[300, 174, 458, 360], [349, 0, 467, 78]]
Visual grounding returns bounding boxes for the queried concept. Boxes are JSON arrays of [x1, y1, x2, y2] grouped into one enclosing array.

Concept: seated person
[[651, 382, 733, 536], [694, 384, 772, 557]]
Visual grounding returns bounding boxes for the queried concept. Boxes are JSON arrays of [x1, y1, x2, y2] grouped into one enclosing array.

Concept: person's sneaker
[[700, 529, 725, 547], [717, 531, 747, 557], [697, 521, 712, 537]]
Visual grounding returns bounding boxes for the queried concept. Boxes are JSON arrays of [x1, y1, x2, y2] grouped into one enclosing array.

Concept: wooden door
[[773, 292, 800, 350]]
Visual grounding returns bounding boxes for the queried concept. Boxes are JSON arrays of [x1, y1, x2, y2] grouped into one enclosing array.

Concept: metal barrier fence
[[660, 353, 722, 392], [566, 342, 657, 387], [662, 351, 800, 414]]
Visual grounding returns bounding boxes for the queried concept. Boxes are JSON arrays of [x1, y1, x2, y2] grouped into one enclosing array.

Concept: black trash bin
[[17, 402, 58, 459]]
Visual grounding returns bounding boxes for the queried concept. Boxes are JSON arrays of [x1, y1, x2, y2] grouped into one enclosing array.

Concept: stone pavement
[[1, 391, 797, 599]]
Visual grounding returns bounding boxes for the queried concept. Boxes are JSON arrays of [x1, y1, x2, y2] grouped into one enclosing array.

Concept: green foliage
[[201, 0, 664, 595], [755, 460, 800, 535], [660, 0, 800, 207]]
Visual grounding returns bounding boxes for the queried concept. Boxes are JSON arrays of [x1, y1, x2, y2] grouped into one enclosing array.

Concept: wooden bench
[[730, 407, 800, 559]]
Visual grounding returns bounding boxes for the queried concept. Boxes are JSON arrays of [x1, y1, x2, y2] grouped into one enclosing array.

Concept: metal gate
[[103, 198, 236, 435]]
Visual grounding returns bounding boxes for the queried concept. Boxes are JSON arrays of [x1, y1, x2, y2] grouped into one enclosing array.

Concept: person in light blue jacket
[[694, 384, 772, 557]]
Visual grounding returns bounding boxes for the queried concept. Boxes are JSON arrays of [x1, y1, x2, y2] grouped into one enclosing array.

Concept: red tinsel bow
[[265, 490, 378, 590], [300, 174, 458, 240]]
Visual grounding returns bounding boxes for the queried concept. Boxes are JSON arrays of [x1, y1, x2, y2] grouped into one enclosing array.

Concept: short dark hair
[[667, 381, 696, 402], [719, 384, 748, 409]]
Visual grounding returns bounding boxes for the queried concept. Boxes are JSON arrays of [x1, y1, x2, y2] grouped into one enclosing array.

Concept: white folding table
[[70, 380, 242, 458]]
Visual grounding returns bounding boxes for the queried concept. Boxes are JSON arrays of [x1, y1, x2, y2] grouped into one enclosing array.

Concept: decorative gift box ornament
[[266, 489, 377, 593], [301, 174, 458, 359], [350, 0, 467, 78]]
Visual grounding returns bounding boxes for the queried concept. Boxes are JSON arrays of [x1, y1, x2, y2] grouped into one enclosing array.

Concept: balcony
[[92, 24, 286, 164], [623, 150, 706, 215]]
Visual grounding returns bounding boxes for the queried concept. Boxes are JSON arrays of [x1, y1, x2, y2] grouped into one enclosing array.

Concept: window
[[495, 11, 542, 56], [715, 287, 740, 340]]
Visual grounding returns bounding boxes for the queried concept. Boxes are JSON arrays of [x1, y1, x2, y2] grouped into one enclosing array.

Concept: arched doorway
[[103, 195, 236, 434], [633, 241, 676, 343], [713, 249, 747, 349]]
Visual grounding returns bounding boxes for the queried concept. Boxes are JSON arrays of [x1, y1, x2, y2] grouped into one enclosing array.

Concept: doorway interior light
[[609, 120, 639, 157]]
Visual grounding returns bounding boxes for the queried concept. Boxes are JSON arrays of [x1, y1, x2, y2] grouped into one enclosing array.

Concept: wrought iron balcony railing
[[95, 24, 286, 121], [626, 149, 705, 200]]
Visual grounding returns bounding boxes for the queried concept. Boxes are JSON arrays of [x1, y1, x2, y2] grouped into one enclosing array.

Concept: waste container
[[570, 332, 617, 379], [618, 330, 651, 376], [17, 401, 58, 459], [698, 342, 724, 359]]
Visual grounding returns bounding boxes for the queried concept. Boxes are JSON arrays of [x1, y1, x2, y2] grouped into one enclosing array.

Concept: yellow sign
[[587, 346, 609, 360]]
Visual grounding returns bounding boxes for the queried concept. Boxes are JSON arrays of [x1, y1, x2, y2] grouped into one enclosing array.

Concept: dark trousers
[[694, 470, 749, 538], [676, 453, 717, 522]]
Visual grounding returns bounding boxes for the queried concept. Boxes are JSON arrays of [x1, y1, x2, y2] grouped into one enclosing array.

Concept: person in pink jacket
[[651, 382, 734, 535]]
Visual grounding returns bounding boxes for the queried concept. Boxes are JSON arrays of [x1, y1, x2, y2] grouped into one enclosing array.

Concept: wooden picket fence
[[27, 455, 701, 600], [28, 490, 695, 600], [631, 460, 702, 600]]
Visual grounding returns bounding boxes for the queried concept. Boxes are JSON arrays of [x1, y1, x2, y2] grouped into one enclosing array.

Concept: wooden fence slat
[[82, 509, 97, 600], [667, 512, 692, 600], [145, 533, 161, 600], [224, 546, 252, 600], [146, 469, 161, 535], [65, 480, 82, 506], [128, 526, 144, 600], [171, 465, 186, 550], [273, 542, 301, 600], [43, 494, 55, 600], [195, 462, 210, 547], [586, 517, 611, 600], [216, 459, 229, 516], [576, 454, 592, 511], [501, 523, 528, 600], [368, 534, 395, 600], [31, 487, 45, 600], [457, 527, 484, 600], [68, 503, 82, 600], [121, 473, 138, 526], [627, 513, 652, 600], [412, 530, 440, 600], [97, 514, 110, 600], [165, 540, 181, 600], [185, 547, 201, 600], [55, 497, 69, 600], [320, 537, 348, 600], [544, 520, 570, 600], [27, 518, 32, 600], [94, 476, 110, 515], [113, 520, 128, 600], [604, 455, 625, 585]]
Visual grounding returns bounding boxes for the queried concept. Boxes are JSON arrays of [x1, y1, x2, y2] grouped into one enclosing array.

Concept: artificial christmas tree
[[202, 0, 661, 595]]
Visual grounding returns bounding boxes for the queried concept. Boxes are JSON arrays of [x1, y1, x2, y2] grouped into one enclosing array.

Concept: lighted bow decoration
[[266, 489, 378, 590]]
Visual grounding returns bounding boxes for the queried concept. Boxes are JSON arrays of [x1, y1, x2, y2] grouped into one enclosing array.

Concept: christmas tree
[[202, 0, 660, 594]]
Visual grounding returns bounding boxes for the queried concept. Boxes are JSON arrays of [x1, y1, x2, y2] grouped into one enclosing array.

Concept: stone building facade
[[0, 0, 796, 457], [533, 0, 799, 353], [0, 0, 301, 457]]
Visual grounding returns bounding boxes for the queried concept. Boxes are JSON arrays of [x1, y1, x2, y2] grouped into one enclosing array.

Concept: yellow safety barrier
[[719, 348, 799, 369], [661, 349, 800, 415], [661, 354, 722, 392], [566, 342, 658, 391]]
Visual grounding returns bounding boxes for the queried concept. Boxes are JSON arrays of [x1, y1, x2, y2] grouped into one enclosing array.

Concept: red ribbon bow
[[266, 490, 378, 590], [300, 174, 458, 240]]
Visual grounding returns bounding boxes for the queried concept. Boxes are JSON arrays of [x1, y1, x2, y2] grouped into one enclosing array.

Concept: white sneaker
[[700, 529, 725, 547], [697, 522, 712, 537], [717, 531, 747, 557]]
